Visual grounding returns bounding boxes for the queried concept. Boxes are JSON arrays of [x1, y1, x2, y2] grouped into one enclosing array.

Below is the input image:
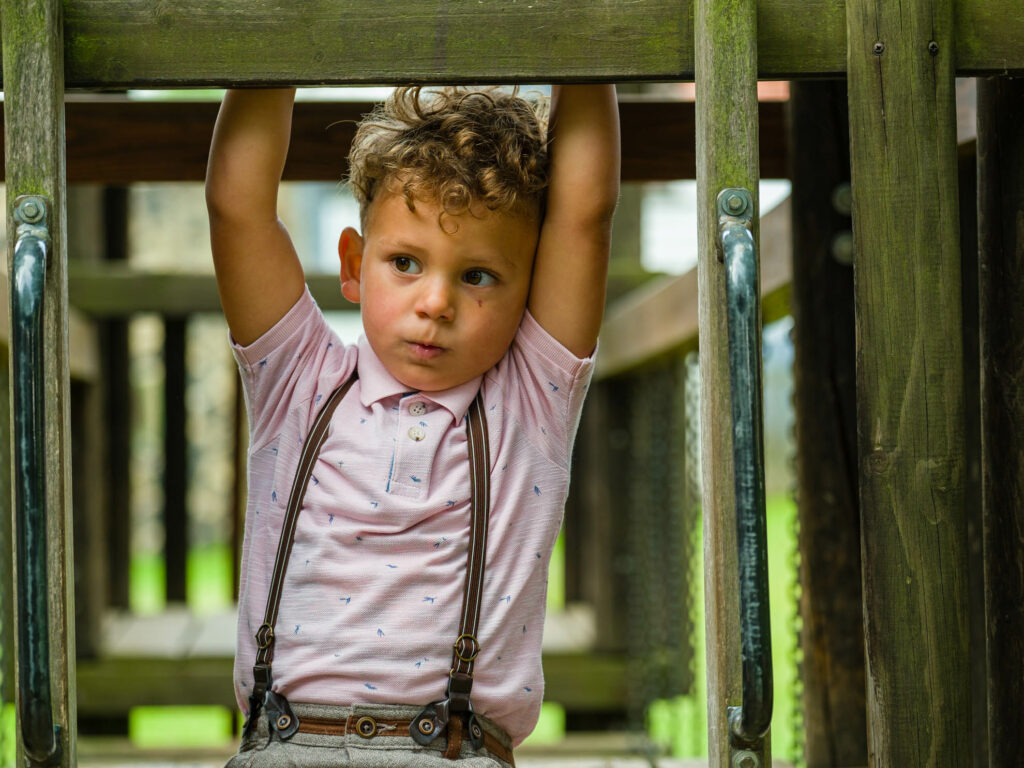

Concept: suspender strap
[[245, 373, 357, 737], [244, 379, 493, 758], [411, 394, 491, 753]]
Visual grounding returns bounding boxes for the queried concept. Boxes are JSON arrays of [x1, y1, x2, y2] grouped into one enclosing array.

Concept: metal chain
[[683, 351, 705, 752], [787, 325, 806, 768]]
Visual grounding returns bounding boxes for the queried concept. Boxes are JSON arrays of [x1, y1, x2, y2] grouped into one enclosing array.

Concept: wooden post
[[101, 186, 132, 610], [0, 358, 13, 706], [788, 80, 868, 768], [845, 0, 969, 765], [956, 139, 987, 768], [164, 316, 188, 603], [977, 75, 1024, 766], [0, 0, 78, 765], [66, 186, 108, 659], [695, 0, 762, 764]]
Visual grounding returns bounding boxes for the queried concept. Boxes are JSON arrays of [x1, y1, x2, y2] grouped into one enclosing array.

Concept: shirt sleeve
[[230, 286, 355, 452], [487, 309, 596, 469]]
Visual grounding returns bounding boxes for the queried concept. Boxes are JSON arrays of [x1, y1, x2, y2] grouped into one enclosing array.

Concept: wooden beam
[[846, 0, 970, 765], [1, 0, 78, 764], [0, 0, 1018, 85], [787, 81, 867, 768], [75, 651, 628, 715], [695, 0, 762, 765], [0, 100, 790, 183], [596, 196, 791, 381], [66, 267, 354, 316], [977, 76, 1024, 766]]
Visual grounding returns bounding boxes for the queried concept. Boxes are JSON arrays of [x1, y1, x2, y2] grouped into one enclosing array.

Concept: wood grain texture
[[788, 80, 867, 768], [977, 76, 1024, 766], [1, 0, 78, 765], [846, 0, 970, 764], [0, 100, 790, 183], [695, 0, 762, 763], [0, 0, 1018, 85]]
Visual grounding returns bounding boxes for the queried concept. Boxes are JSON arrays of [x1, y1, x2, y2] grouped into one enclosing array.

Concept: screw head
[[725, 193, 746, 215], [873, 41, 885, 55], [17, 197, 44, 224], [732, 750, 760, 768], [927, 40, 939, 56]]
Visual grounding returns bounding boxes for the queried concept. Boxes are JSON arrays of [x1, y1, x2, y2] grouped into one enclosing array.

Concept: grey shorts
[[225, 702, 515, 768]]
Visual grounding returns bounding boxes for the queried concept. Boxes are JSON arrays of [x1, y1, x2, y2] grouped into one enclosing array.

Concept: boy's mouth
[[408, 341, 446, 360]]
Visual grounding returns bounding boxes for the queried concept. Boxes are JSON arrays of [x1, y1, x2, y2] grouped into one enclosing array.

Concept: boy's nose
[[415, 279, 455, 321]]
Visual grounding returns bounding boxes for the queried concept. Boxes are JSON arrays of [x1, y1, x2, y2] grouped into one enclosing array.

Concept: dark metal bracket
[[717, 187, 773, 764], [12, 194, 62, 767]]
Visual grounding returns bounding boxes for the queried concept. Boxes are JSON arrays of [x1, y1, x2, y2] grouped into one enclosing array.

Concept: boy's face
[[339, 193, 539, 392]]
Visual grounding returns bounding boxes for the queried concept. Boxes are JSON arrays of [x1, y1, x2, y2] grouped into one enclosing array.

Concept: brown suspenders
[[244, 372, 492, 755]]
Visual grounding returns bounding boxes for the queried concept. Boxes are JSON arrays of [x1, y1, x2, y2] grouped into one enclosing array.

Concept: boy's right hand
[[206, 88, 306, 347]]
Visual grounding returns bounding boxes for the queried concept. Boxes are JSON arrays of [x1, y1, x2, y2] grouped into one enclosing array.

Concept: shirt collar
[[356, 336, 482, 426]]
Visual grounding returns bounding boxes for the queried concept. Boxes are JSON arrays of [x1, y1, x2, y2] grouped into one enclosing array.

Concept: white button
[[408, 426, 426, 442], [410, 402, 427, 416]]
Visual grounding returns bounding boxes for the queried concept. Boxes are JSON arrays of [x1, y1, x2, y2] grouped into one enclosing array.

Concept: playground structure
[[1, 1, 1023, 767]]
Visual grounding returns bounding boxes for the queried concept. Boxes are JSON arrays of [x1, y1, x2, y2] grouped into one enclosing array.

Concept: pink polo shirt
[[230, 286, 594, 746]]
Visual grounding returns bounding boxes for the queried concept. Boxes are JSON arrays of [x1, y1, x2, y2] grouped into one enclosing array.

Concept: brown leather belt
[[296, 713, 515, 765]]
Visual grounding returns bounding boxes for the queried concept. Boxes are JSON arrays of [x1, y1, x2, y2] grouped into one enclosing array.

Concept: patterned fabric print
[[230, 287, 594, 747]]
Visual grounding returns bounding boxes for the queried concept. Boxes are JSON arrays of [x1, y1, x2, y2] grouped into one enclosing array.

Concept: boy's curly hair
[[347, 86, 550, 229]]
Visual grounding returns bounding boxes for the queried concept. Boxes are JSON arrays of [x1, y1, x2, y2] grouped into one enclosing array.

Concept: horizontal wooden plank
[[0, 100, 790, 183], [67, 266, 357, 316], [76, 651, 627, 713], [0, 272, 99, 381], [0, 0, 1018, 85], [595, 196, 792, 379]]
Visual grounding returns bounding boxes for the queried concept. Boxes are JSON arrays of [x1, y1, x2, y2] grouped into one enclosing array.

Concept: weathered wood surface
[[977, 76, 1024, 766], [596, 197, 791, 381], [695, 0, 761, 763], [0, 100, 790, 183], [0, 0, 1016, 85], [0, 358, 12, 705], [846, 0, 970, 764], [1, 0, 78, 764], [787, 81, 867, 768]]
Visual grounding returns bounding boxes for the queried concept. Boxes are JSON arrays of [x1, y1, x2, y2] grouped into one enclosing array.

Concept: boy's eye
[[464, 269, 496, 287], [392, 256, 421, 274]]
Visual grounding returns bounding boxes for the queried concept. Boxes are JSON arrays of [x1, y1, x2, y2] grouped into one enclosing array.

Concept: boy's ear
[[338, 226, 364, 304]]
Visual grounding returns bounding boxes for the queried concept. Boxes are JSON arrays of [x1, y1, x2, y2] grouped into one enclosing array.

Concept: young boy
[[206, 83, 619, 766]]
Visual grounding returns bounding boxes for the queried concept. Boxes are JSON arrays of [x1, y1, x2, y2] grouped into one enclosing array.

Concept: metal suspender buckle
[[255, 623, 275, 649], [453, 633, 480, 663]]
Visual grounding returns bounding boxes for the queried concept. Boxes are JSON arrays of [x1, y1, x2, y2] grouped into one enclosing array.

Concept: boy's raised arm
[[529, 84, 621, 358], [206, 88, 306, 347]]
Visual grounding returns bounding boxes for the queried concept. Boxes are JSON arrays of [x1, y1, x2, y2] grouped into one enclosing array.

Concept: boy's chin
[[392, 366, 478, 393]]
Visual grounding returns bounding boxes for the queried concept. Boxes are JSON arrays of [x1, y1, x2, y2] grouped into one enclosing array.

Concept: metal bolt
[[873, 41, 885, 55], [831, 231, 854, 265], [831, 182, 852, 217], [927, 40, 939, 56], [725, 193, 746, 215], [17, 197, 44, 224], [732, 750, 760, 768]]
